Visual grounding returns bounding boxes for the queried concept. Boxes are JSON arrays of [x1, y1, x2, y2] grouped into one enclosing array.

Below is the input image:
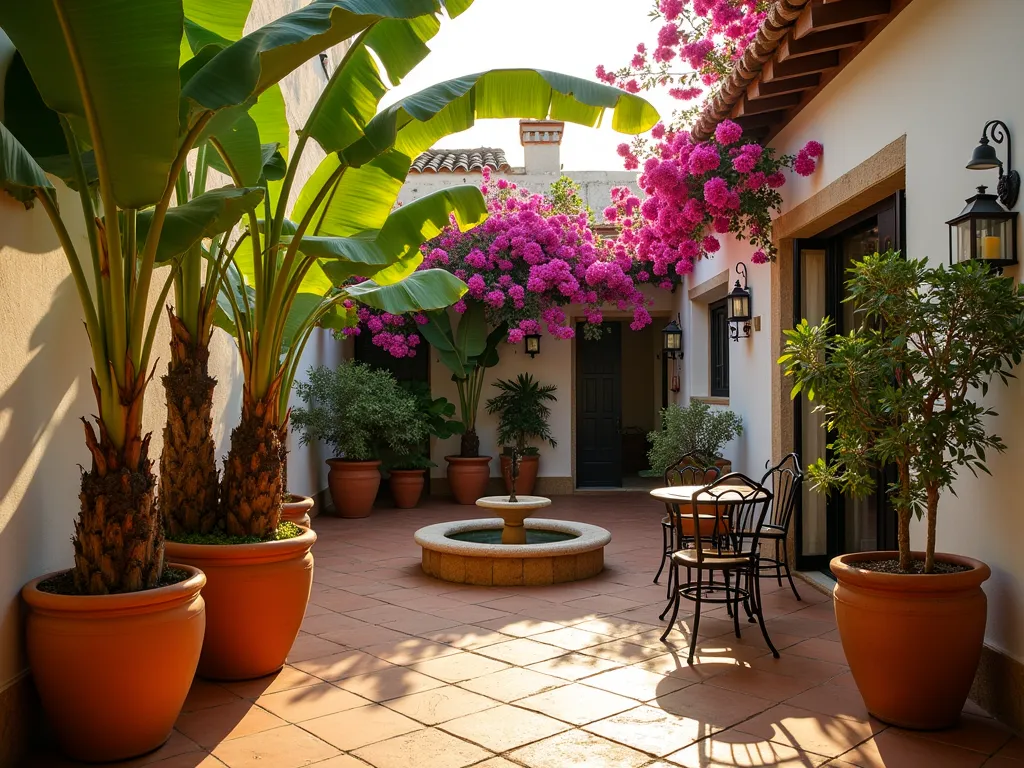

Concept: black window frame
[[709, 298, 730, 398]]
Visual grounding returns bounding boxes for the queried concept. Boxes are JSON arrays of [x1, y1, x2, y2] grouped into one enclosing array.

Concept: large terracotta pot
[[326, 458, 381, 518], [282, 492, 314, 527], [22, 565, 206, 762], [500, 453, 539, 496], [446, 455, 492, 504], [832, 551, 990, 729], [166, 528, 316, 681], [389, 469, 425, 509]]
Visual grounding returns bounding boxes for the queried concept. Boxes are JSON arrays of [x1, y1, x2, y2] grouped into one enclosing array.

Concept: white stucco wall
[[0, 11, 345, 693], [681, 0, 1024, 661]]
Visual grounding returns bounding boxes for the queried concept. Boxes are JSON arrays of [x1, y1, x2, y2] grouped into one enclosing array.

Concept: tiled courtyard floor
[[36, 494, 1022, 768]]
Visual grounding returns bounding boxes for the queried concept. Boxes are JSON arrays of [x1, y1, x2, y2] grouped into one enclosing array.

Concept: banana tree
[[0, 0, 452, 591]]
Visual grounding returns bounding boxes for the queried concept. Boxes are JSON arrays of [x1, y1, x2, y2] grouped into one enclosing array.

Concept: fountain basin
[[475, 494, 551, 544], [415, 517, 611, 586]]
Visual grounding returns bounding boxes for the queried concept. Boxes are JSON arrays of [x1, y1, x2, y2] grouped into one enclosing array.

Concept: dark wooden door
[[576, 322, 622, 487]]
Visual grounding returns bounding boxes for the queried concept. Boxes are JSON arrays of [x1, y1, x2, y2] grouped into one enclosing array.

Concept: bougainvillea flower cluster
[[608, 120, 822, 273]]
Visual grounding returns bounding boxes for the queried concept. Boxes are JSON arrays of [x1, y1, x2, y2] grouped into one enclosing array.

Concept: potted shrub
[[646, 400, 743, 475], [292, 362, 426, 518], [486, 373, 558, 495], [781, 251, 1024, 729]]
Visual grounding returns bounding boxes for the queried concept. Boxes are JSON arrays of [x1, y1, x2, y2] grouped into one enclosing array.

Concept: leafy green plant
[[647, 400, 743, 474], [780, 251, 1024, 573], [486, 373, 558, 455], [291, 362, 425, 463], [385, 382, 464, 470]]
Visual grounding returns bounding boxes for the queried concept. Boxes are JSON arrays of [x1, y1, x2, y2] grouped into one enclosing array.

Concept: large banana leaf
[[455, 299, 487, 361], [346, 268, 467, 315], [137, 185, 264, 263], [180, 0, 253, 63], [0, 0, 184, 208], [419, 310, 465, 378], [0, 121, 53, 204], [207, 114, 264, 186]]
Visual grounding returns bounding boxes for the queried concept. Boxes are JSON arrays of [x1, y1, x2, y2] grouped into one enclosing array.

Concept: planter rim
[[283, 492, 314, 509], [165, 526, 316, 566], [445, 455, 492, 464], [326, 458, 381, 468], [22, 563, 206, 615], [831, 551, 990, 592]]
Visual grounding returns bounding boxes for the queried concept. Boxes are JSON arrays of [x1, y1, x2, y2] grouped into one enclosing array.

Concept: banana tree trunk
[[221, 388, 284, 538], [161, 311, 219, 536]]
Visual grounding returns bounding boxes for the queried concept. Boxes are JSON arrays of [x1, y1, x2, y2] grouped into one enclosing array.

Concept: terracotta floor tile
[[459, 667, 567, 702], [300, 704, 421, 751], [996, 736, 1024, 760], [438, 587, 518, 604], [346, 604, 422, 625], [734, 704, 884, 758], [764, 615, 837, 639], [181, 681, 241, 713], [509, 729, 650, 768], [360, 637, 461, 665], [439, 703, 569, 752], [582, 665, 692, 701], [476, 616, 565, 637], [142, 753, 229, 767], [563, 594, 644, 614], [286, 634, 348, 663], [665, 729, 833, 767], [515, 602, 602, 624], [418, 624, 513, 650], [473, 758, 524, 768], [352, 726, 492, 768], [787, 638, 849, 665], [221, 667, 323, 700], [985, 757, 1024, 768], [530, 626, 615, 651], [318, 624, 411, 649], [474, 637, 566, 665], [292, 649, 396, 682], [300, 756, 374, 768], [748, 653, 847, 684], [175, 701, 287, 748], [408, 650, 510, 683], [896, 713, 1014, 756], [582, 639, 667, 664], [336, 666, 446, 702], [838, 728, 988, 768], [526, 651, 622, 681], [211, 725, 339, 768], [300, 612, 369, 635], [384, 685, 500, 725], [573, 616, 656, 639], [481, 595, 562, 613], [381, 612, 464, 635], [584, 704, 714, 756], [427, 605, 511, 624], [308, 591, 386, 614], [516, 682, 638, 725], [783, 683, 872, 723], [613, 606, 674, 625], [706, 667, 817, 701], [654, 683, 775, 728], [256, 682, 368, 722]]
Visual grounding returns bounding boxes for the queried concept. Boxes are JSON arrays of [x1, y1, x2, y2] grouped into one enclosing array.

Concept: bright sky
[[380, 0, 679, 172]]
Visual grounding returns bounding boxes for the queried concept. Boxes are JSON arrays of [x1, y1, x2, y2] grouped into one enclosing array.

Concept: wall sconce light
[[947, 186, 1018, 270], [966, 120, 1019, 209], [662, 316, 683, 359], [727, 262, 752, 341], [524, 333, 541, 358]]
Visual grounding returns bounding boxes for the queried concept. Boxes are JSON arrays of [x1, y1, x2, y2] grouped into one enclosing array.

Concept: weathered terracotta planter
[[832, 551, 990, 729], [326, 458, 381, 518], [21, 565, 206, 762], [282, 492, 314, 527], [165, 528, 315, 681], [500, 453, 539, 496], [446, 455, 492, 505], [389, 469, 425, 509]]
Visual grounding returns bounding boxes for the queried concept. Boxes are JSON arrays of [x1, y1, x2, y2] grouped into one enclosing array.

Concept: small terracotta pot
[[389, 469, 425, 509], [166, 528, 316, 681], [326, 459, 381, 518], [446, 455, 492, 505], [832, 551, 990, 729], [714, 457, 732, 474], [282, 493, 314, 527], [22, 565, 206, 762], [500, 453, 539, 496]]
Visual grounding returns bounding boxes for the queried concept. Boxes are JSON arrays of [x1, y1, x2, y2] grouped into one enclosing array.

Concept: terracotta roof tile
[[409, 148, 511, 174]]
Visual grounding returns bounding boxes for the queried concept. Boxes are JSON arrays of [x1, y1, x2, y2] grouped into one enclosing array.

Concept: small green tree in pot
[[486, 373, 558, 495], [292, 362, 425, 518], [780, 250, 1024, 729], [646, 400, 743, 475]]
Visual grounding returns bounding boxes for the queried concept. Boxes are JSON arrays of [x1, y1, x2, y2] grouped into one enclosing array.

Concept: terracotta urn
[[445, 455, 492, 505], [326, 458, 381, 518], [389, 469, 426, 509], [281, 492, 314, 527], [501, 453, 539, 496]]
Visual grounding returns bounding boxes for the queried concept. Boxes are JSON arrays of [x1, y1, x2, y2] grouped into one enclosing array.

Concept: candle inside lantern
[[983, 236, 1002, 260]]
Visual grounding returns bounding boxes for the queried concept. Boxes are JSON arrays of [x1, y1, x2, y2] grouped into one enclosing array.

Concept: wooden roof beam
[[794, 0, 891, 39], [733, 92, 803, 117], [747, 73, 821, 98], [778, 24, 866, 60], [734, 110, 789, 130], [762, 51, 840, 81]]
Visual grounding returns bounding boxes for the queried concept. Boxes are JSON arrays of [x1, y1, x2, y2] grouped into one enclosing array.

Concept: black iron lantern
[[966, 120, 1019, 209], [662, 317, 682, 359], [727, 262, 752, 341], [524, 333, 541, 358], [946, 186, 1018, 269]]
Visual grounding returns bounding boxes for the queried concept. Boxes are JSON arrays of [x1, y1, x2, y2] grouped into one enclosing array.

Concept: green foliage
[[167, 521, 303, 545], [647, 400, 743, 473], [780, 251, 1024, 571], [485, 373, 558, 454], [384, 381, 464, 470], [291, 361, 427, 462], [547, 176, 595, 223]]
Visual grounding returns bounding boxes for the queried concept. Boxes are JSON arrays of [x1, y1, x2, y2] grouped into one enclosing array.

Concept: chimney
[[519, 120, 564, 174]]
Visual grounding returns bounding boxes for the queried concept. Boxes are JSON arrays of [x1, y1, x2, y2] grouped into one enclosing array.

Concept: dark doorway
[[576, 322, 622, 488], [354, 331, 428, 384], [793, 192, 904, 571]]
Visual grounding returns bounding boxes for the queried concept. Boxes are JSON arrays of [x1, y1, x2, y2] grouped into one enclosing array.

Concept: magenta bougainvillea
[[343, 172, 659, 357]]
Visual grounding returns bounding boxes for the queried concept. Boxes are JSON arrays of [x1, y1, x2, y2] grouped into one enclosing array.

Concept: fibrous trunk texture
[[74, 374, 163, 594], [460, 428, 480, 458], [161, 311, 218, 537], [221, 389, 283, 538]]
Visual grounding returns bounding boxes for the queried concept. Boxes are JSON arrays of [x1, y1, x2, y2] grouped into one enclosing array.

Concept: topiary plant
[[486, 373, 557, 455], [647, 400, 743, 473]]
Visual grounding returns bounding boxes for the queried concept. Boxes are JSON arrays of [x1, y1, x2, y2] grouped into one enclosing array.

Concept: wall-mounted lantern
[[946, 186, 1018, 269], [727, 262, 752, 341], [662, 317, 683, 359], [524, 333, 541, 358], [966, 119, 1019, 209]]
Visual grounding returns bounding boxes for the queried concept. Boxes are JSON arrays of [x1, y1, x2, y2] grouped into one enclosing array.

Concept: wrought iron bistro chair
[[660, 472, 780, 664], [757, 453, 803, 601], [653, 453, 720, 598]]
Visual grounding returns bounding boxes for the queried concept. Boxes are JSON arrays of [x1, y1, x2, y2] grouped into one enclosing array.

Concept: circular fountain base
[[415, 518, 611, 586]]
